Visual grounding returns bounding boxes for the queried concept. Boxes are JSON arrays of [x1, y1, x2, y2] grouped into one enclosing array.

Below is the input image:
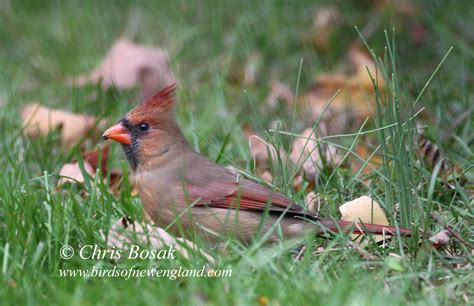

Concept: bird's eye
[[138, 123, 149, 132]]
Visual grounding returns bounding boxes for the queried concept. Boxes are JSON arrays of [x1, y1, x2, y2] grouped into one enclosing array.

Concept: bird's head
[[102, 83, 183, 170]]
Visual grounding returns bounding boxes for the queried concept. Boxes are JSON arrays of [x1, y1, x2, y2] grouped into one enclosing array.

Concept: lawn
[[0, 1, 472, 305]]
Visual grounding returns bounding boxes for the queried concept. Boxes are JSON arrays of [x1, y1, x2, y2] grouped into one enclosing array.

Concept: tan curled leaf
[[339, 196, 389, 242], [266, 80, 294, 110], [347, 44, 384, 91], [306, 6, 342, 51], [350, 142, 384, 176], [306, 191, 320, 213], [260, 171, 273, 183], [21, 103, 98, 147], [429, 229, 450, 249], [299, 45, 384, 121], [243, 127, 280, 169], [57, 161, 95, 186], [292, 175, 304, 191], [228, 51, 262, 86], [57, 145, 122, 192], [70, 38, 175, 98], [106, 217, 214, 263], [290, 128, 339, 182]]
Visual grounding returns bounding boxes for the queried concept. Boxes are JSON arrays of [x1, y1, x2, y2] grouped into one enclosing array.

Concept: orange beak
[[102, 123, 132, 145]]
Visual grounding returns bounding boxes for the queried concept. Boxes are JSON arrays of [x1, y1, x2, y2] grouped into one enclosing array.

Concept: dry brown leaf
[[376, 0, 418, 17], [57, 145, 122, 193], [228, 51, 262, 86], [257, 296, 269, 306], [7, 279, 17, 289], [306, 6, 342, 51], [346, 44, 384, 91], [339, 196, 389, 242], [292, 175, 304, 191], [105, 217, 214, 262], [243, 127, 280, 169], [418, 137, 456, 180], [305, 191, 320, 213], [351, 142, 384, 176], [290, 128, 340, 182], [410, 23, 427, 47], [428, 229, 450, 249], [70, 38, 175, 98], [266, 80, 294, 110], [298, 45, 384, 121], [312, 73, 348, 92], [260, 171, 273, 184], [57, 161, 95, 186], [21, 103, 99, 147]]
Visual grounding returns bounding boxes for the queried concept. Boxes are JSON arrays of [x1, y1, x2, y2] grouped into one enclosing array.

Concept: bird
[[102, 84, 411, 243]]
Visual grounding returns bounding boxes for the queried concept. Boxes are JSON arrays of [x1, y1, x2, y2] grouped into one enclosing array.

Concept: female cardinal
[[103, 84, 411, 243]]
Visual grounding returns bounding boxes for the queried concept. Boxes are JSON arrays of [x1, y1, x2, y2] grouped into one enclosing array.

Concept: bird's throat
[[122, 142, 139, 170]]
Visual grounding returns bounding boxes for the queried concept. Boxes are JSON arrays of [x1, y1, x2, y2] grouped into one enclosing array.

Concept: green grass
[[1, 1, 473, 305]]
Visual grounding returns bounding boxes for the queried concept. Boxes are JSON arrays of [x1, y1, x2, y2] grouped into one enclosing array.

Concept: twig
[[293, 245, 305, 262], [347, 241, 377, 260]]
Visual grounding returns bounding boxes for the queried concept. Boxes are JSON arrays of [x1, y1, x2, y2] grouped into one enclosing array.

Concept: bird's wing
[[182, 175, 412, 237], [185, 178, 305, 214]]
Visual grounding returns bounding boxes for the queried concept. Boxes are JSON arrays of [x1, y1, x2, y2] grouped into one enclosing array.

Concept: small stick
[[347, 241, 376, 260], [294, 246, 305, 262]]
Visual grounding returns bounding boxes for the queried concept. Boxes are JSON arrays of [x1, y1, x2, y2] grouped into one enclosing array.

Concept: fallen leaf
[[243, 127, 280, 170], [260, 171, 273, 183], [306, 191, 320, 213], [351, 142, 384, 176], [228, 51, 262, 86], [312, 73, 348, 92], [21, 103, 99, 147], [428, 229, 450, 249], [266, 80, 294, 110], [57, 161, 95, 186], [418, 136, 453, 180], [292, 175, 304, 191], [290, 128, 340, 182], [410, 23, 427, 47], [306, 6, 342, 51], [298, 44, 384, 121], [69, 38, 175, 98], [7, 279, 18, 289], [339, 196, 389, 242], [346, 44, 384, 91], [57, 145, 122, 192], [257, 296, 269, 306], [105, 217, 214, 262], [376, 0, 418, 17]]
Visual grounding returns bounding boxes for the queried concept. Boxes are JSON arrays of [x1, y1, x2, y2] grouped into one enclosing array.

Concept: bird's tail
[[317, 218, 412, 237]]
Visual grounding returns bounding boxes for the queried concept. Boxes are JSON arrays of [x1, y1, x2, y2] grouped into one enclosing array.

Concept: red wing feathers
[[185, 178, 412, 237], [187, 179, 304, 214]]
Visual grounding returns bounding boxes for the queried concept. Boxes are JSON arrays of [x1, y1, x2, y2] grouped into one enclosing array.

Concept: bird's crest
[[139, 83, 176, 111], [127, 83, 176, 124]]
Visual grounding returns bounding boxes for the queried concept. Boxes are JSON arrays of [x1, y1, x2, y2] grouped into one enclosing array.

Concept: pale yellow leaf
[[339, 196, 389, 242]]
